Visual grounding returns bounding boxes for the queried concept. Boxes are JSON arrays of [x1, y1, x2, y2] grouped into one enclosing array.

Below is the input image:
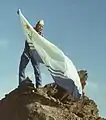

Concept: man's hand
[[17, 9, 20, 15]]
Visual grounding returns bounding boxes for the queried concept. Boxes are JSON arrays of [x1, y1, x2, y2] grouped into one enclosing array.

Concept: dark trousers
[[19, 42, 42, 88]]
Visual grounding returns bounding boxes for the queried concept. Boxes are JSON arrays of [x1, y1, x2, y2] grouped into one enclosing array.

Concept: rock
[[0, 83, 105, 120]]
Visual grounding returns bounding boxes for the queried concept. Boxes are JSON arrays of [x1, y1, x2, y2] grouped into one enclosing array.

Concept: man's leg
[[19, 51, 30, 85], [31, 57, 42, 88]]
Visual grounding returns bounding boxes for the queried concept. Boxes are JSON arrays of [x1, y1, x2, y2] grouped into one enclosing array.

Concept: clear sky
[[0, 0, 106, 117]]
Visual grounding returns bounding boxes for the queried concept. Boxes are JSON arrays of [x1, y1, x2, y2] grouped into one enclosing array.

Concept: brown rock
[[0, 83, 105, 120]]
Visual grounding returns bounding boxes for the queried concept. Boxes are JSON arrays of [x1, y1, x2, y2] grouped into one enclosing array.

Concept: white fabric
[[17, 9, 82, 97]]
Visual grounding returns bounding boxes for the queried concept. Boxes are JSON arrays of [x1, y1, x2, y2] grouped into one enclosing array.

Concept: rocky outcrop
[[0, 83, 105, 120]]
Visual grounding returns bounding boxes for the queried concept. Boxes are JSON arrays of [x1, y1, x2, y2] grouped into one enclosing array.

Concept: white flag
[[17, 9, 82, 99]]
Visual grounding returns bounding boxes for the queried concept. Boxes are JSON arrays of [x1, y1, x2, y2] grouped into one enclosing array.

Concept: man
[[17, 9, 84, 99], [78, 70, 88, 90], [19, 19, 44, 88]]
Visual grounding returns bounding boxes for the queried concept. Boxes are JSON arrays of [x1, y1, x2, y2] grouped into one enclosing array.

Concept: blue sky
[[0, 0, 106, 117]]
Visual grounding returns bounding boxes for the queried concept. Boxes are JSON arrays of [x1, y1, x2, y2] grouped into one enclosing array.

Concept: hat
[[38, 20, 44, 26]]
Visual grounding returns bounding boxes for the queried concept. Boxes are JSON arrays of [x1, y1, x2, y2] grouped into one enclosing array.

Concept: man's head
[[34, 20, 44, 34], [78, 70, 88, 89]]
